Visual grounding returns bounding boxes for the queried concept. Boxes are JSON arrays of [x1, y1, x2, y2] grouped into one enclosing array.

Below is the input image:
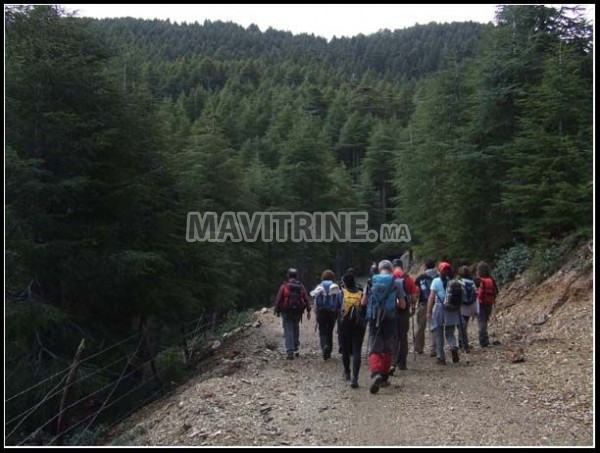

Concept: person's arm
[[408, 277, 418, 309], [427, 280, 436, 321], [476, 279, 485, 302], [301, 284, 311, 320], [274, 284, 284, 316], [361, 281, 370, 306], [396, 280, 407, 310]]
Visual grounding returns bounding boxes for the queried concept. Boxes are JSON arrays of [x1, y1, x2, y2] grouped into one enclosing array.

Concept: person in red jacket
[[274, 268, 311, 359], [476, 261, 499, 348], [389, 259, 418, 373]]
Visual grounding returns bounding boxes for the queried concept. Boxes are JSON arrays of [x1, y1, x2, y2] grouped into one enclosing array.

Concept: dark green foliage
[[4, 4, 593, 444], [493, 243, 532, 285]]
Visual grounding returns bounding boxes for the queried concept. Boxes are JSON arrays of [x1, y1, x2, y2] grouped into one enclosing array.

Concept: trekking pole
[[458, 313, 469, 365], [411, 305, 416, 361]]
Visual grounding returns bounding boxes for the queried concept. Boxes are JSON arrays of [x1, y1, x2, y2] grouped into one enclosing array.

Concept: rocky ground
[[106, 246, 593, 447]]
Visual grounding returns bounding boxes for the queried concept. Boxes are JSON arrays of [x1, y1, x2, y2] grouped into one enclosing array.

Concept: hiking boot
[[429, 352, 437, 357], [436, 357, 446, 365], [369, 375, 383, 394], [388, 365, 396, 376], [343, 370, 351, 381], [451, 348, 460, 363], [286, 354, 294, 360], [350, 378, 359, 389], [323, 354, 331, 361], [294, 348, 300, 357]]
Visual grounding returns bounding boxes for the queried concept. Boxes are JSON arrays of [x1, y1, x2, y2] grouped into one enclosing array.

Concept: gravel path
[[108, 305, 593, 447]]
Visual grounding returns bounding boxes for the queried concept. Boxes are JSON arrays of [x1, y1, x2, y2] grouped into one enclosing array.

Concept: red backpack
[[479, 277, 497, 305], [282, 281, 305, 312]]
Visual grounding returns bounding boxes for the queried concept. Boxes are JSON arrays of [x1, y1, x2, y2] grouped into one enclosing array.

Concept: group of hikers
[[273, 259, 499, 393]]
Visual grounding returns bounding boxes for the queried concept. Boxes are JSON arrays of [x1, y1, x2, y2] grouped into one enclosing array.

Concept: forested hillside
[[4, 5, 593, 445]]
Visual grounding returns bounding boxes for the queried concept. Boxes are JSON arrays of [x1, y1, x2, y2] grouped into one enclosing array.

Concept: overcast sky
[[65, 4, 594, 41]]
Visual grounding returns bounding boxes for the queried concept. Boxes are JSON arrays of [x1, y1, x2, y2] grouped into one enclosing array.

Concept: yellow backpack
[[342, 287, 363, 317]]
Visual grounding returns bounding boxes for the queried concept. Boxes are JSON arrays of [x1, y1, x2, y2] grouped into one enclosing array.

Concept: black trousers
[[317, 310, 338, 358], [339, 317, 367, 379], [391, 309, 410, 368]]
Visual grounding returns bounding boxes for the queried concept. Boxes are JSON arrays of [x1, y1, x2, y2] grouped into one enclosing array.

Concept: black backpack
[[442, 279, 463, 311], [416, 274, 433, 304]]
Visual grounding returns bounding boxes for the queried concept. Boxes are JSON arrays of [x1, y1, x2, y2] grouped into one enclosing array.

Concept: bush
[[493, 243, 532, 285], [524, 234, 583, 284], [65, 424, 108, 446], [154, 347, 186, 383]]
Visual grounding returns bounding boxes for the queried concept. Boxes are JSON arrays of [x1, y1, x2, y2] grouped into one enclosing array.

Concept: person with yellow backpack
[[339, 272, 367, 388]]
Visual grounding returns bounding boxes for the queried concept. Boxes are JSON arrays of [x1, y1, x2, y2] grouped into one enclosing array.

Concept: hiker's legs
[[352, 324, 366, 380], [340, 322, 352, 374], [281, 313, 295, 356], [478, 304, 492, 346], [398, 310, 410, 368], [428, 321, 436, 355], [317, 311, 336, 358], [326, 313, 336, 357], [414, 303, 427, 353], [457, 316, 466, 349], [337, 317, 343, 354], [434, 326, 445, 359], [391, 317, 401, 367], [368, 318, 394, 378], [460, 315, 470, 350], [445, 324, 458, 350], [293, 312, 301, 351], [380, 319, 395, 381]]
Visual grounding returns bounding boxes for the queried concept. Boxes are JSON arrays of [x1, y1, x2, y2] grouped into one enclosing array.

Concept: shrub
[[493, 243, 532, 285]]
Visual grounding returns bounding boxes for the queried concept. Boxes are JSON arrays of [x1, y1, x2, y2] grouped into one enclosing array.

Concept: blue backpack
[[315, 280, 341, 312], [462, 279, 476, 306], [367, 274, 397, 321]]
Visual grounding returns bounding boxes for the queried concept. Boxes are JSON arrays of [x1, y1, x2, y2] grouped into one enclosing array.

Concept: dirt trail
[[107, 273, 593, 447]]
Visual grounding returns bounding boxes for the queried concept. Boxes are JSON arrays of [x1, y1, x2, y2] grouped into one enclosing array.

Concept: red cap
[[438, 262, 452, 273]]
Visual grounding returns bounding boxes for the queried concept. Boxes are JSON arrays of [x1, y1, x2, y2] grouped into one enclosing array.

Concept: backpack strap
[[436, 278, 447, 304]]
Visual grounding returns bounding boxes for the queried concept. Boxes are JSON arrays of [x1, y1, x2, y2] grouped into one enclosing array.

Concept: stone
[[506, 345, 525, 363]]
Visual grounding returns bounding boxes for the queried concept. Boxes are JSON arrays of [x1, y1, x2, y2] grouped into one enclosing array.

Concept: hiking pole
[[411, 305, 416, 361], [458, 313, 469, 365]]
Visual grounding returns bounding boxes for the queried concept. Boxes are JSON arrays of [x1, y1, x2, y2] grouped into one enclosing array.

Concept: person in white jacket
[[310, 269, 342, 360]]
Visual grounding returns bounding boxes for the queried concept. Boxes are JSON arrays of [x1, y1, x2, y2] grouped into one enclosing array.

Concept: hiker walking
[[338, 268, 364, 355], [390, 259, 418, 374], [457, 266, 479, 352], [339, 272, 367, 388], [274, 268, 311, 360], [414, 260, 438, 356], [426, 262, 464, 365], [363, 260, 407, 394], [476, 261, 499, 348], [310, 270, 342, 361]]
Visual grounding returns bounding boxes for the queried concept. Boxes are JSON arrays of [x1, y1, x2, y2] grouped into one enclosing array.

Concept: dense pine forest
[[5, 5, 592, 444]]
